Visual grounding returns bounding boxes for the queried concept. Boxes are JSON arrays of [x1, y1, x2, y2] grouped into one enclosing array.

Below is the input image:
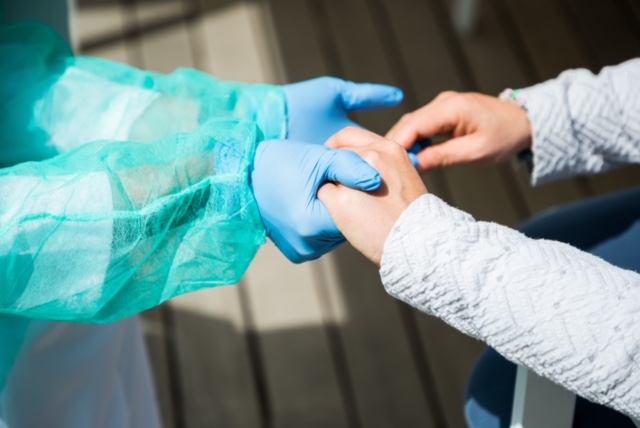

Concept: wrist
[[499, 88, 533, 170]]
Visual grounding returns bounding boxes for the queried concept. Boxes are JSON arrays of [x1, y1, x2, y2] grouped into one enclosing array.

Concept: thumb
[[317, 183, 350, 237], [340, 81, 404, 112], [317, 182, 339, 205], [415, 135, 480, 171], [321, 149, 382, 191], [317, 183, 344, 228]]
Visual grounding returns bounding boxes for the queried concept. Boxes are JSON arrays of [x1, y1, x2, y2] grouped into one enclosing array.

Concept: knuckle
[[445, 94, 471, 114], [436, 90, 458, 101], [454, 92, 481, 109], [375, 140, 403, 158], [387, 141, 405, 156], [361, 148, 382, 165]]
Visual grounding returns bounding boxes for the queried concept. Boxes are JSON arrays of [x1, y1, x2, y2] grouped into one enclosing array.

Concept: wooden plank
[[440, 0, 591, 217], [366, 0, 522, 226], [76, 0, 130, 59], [265, 1, 443, 427], [134, 2, 192, 74], [315, 1, 495, 427], [244, 0, 288, 85], [243, 245, 351, 428], [563, 0, 640, 68], [134, 0, 185, 26], [444, 0, 530, 95], [510, 366, 576, 428], [264, 0, 329, 81], [491, 0, 600, 207], [364, 2, 518, 424], [319, 246, 439, 428], [625, 0, 640, 23], [439, 0, 543, 221], [497, 0, 595, 79], [319, 0, 406, 133], [481, 0, 592, 212], [194, 3, 353, 427], [191, 0, 276, 84], [78, 35, 131, 64], [169, 288, 263, 428], [76, 0, 134, 52], [451, 0, 481, 35], [73, 1, 137, 53], [492, 0, 640, 203], [139, 308, 178, 428], [379, 0, 533, 424], [389, 0, 503, 395]]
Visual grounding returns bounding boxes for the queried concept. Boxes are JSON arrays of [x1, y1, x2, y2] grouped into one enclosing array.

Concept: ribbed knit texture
[[380, 194, 640, 419], [521, 59, 640, 185]]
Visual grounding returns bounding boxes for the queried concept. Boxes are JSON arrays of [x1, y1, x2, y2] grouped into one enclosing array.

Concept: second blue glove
[[284, 77, 403, 145], [251, 139, 381, 263]]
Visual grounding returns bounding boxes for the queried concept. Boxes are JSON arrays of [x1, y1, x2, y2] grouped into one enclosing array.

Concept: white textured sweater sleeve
[[380, 194, 640, 419], [520, 59, 640, 185]]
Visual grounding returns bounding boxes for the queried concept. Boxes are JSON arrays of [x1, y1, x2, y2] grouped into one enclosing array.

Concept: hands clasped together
[[253, 81, 533, 265]]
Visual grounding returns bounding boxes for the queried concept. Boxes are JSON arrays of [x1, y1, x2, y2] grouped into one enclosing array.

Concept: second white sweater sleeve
[[380, 194, 640, 419]]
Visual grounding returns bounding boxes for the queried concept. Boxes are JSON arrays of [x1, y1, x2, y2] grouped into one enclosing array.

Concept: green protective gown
[[0, 21, 287, 324]]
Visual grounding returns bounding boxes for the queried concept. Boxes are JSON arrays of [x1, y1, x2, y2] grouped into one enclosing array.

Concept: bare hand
[[386, 91, 532, 172], [318, 128, 427, 265]]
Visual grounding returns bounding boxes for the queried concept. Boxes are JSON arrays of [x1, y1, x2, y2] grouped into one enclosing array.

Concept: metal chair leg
[[510, 366, 576, 428]]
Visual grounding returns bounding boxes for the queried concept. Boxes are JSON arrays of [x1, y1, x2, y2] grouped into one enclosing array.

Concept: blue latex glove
[[284, 77, 403, 145], [251, 139, 382, 263], [407, 138, 433, 168]]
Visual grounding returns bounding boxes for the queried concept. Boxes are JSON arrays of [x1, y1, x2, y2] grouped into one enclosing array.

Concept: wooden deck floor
[[75, 0, 640, 427]]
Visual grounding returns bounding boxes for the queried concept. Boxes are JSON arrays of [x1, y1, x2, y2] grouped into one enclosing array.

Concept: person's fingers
[[340, 80, 404, 111], [407, 152, 419, 169], [317, 183, 351, 234], [386, 91, 461, 149], [321, 149, 382, 191], [406, 139, 432, 168], [325, 127, 384, 149], [317, 182, 339, 206], [413, 134, 481, 171]]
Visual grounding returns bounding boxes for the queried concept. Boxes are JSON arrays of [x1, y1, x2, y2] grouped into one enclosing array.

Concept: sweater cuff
[[378, 196, 425, 310], [379, 194, 477, 324], [519, 78, 579, 186]]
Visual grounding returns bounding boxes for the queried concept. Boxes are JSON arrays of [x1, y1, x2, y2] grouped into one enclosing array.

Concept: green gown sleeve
[[0, 21, 286, 323]]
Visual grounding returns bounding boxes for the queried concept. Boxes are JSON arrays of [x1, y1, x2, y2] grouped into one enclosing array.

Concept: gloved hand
[[284, 77, 403, 145], [251, 139, 382, 263]]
